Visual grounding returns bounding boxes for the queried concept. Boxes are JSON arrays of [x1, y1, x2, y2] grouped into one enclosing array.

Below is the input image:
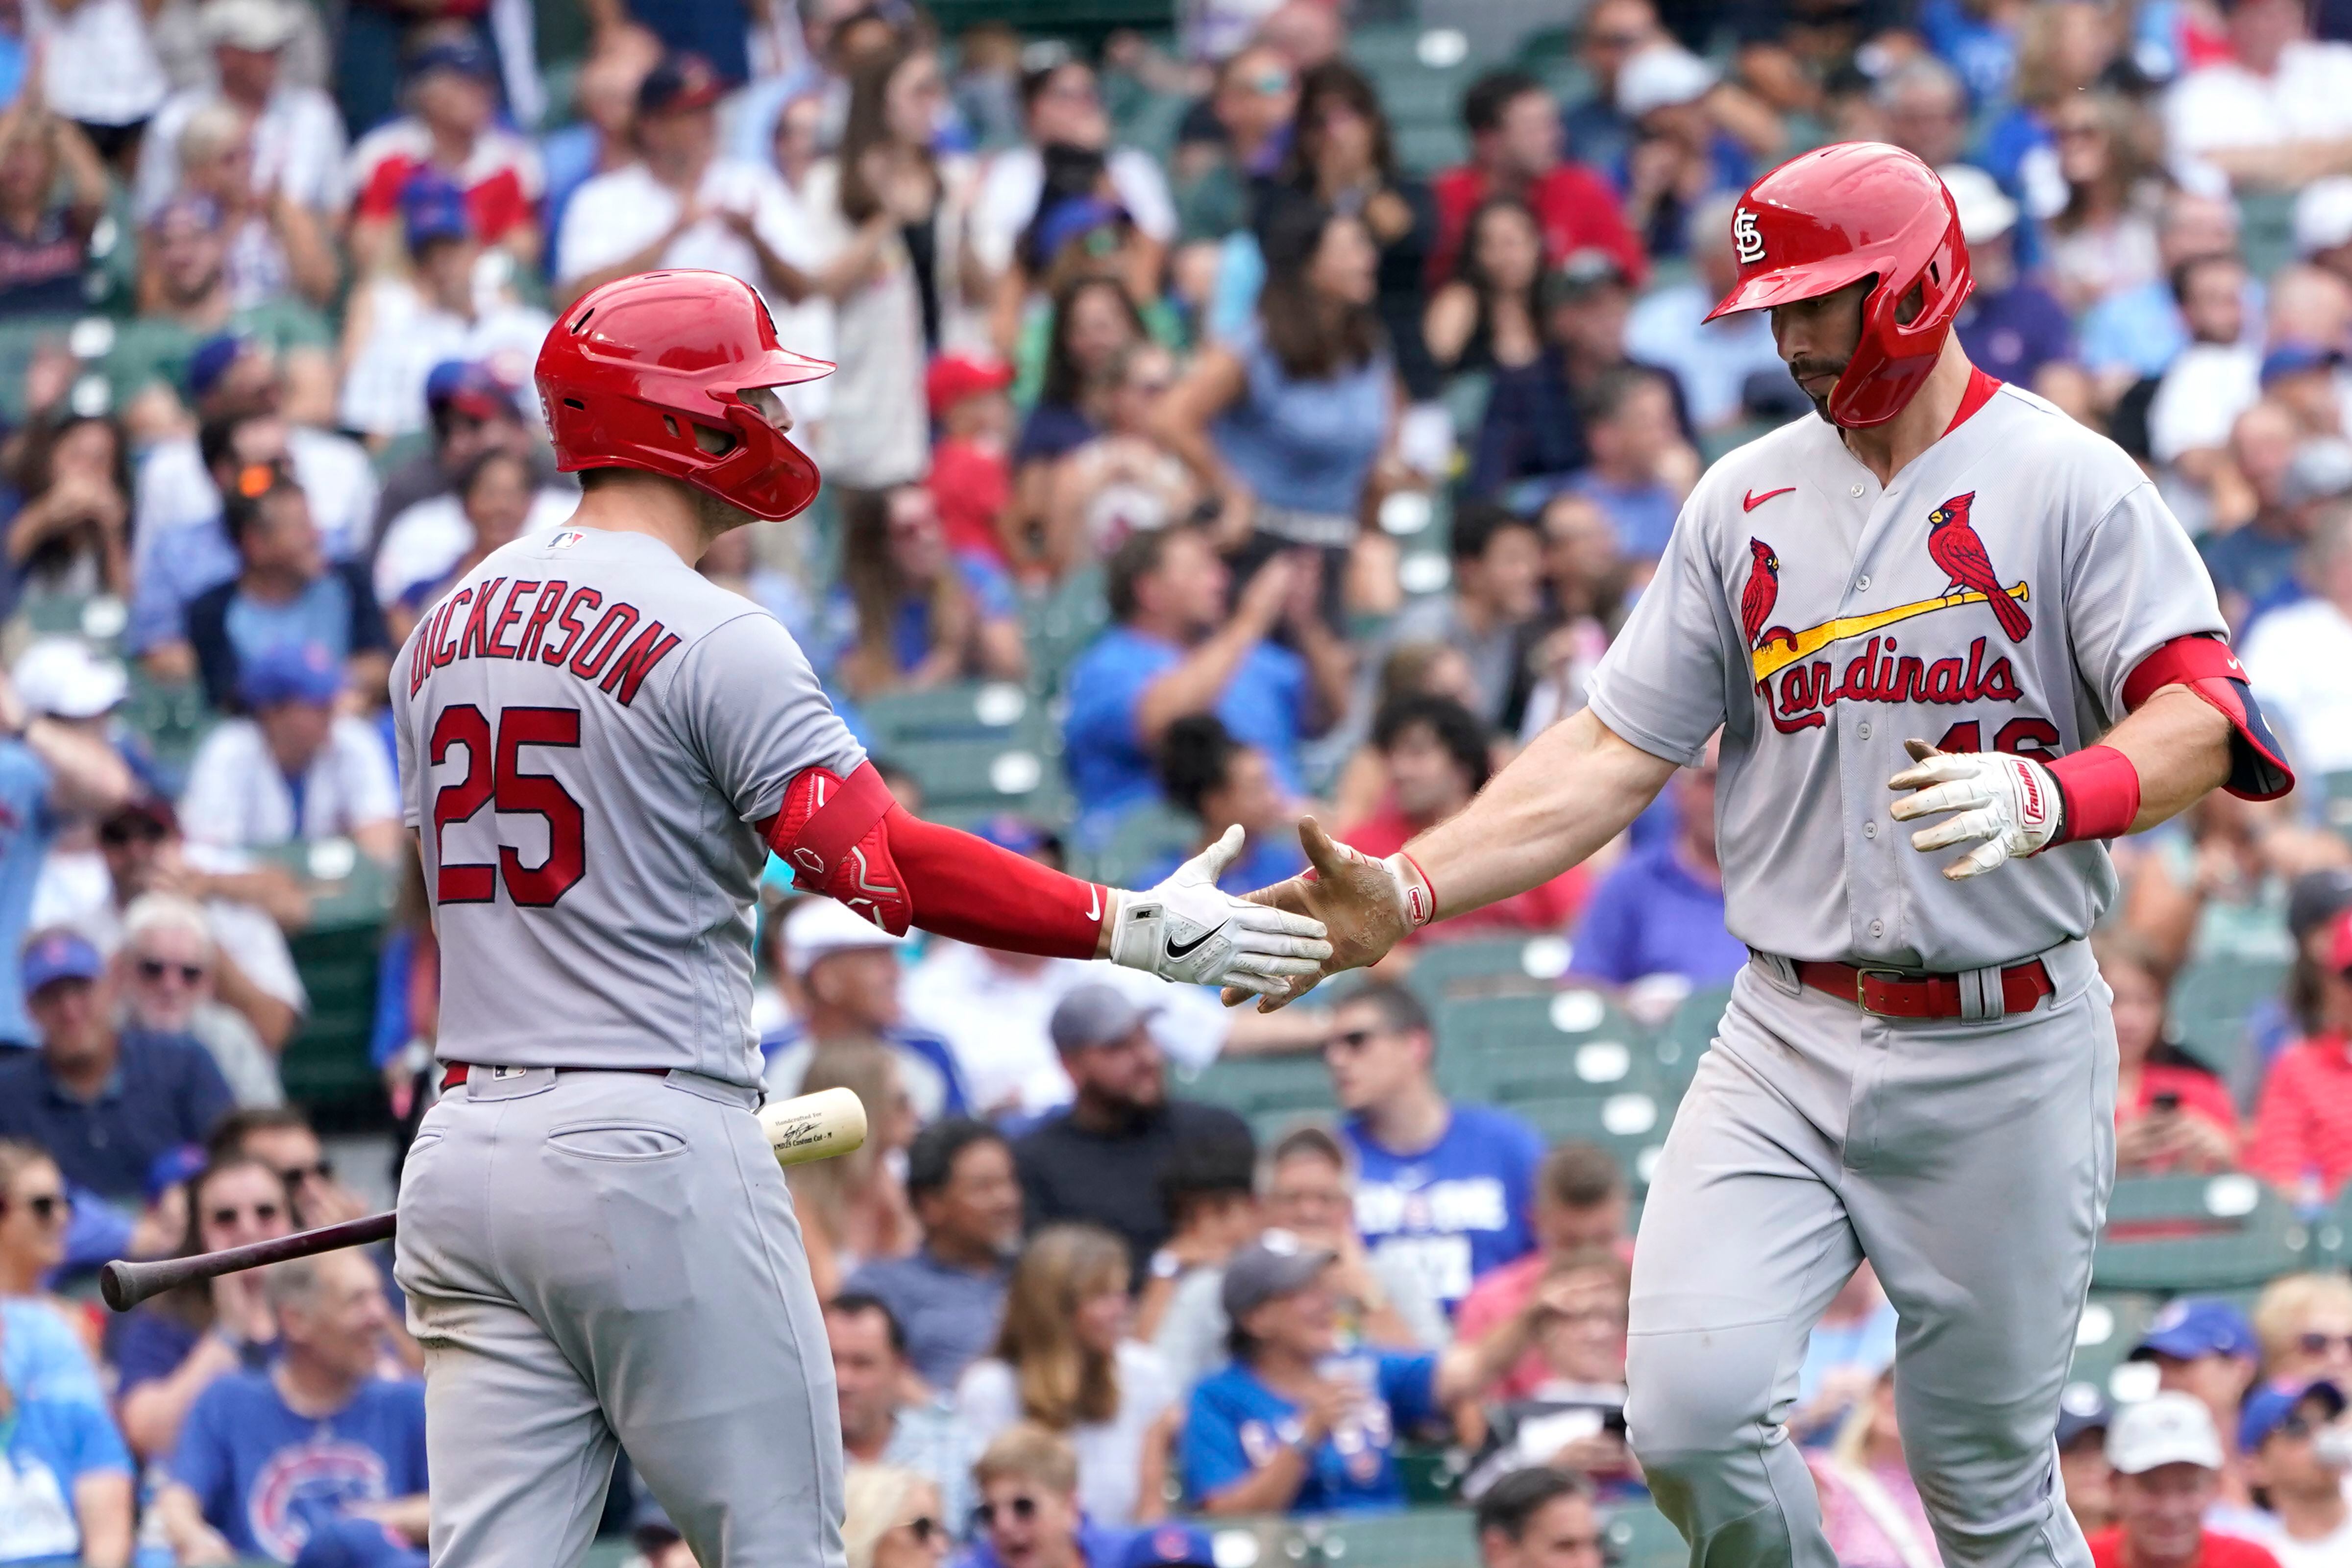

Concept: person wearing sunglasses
[[960, 1423, 1132, 1568], [207, 1103, 371, 1232], [846, 1462, 952, 1568], [118, 892, 285, 1111], [2233, 1381, 2352, 1568], [2252, 1274, 2352, 1391], [0, 1306, 137, 1568], [0, 1139, 108, 1412]]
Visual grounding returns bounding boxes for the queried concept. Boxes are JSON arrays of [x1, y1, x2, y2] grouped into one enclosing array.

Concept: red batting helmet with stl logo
[[1705, 142, 1972, 429], [536, 270, 835, 520]]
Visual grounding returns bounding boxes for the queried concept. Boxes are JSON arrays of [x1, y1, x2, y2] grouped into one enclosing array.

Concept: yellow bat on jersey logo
[[1750, 582, 2030, 685]]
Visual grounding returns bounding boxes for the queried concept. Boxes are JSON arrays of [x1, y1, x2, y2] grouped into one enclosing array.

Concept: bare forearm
[[75, 1473, 133, 1568], [211, 953, 297, 1051], [26, 714, 132, 814], [1409, 709, 1677, 919], [1203, 1450, 1310, 1515], [1135, 626, 1262, 745], [2199, 138, 2352, 187], [2104, 686, 2231, 832]]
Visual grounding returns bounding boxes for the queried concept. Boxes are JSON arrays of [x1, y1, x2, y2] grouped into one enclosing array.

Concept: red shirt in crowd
[[1454, 1238, 1638, 1399], [2121, 1062, 2242, 1139], [349, 118, 544, 245], [1341, 802, 1591, 936], [2087, 1526, 2282, 1568], [1427, 163, 1648, 289], [2245, 1032, 2352, 1200], [927, 437, 1012, 566]]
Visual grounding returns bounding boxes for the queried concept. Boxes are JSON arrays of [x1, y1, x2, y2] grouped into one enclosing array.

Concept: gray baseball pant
[[393, 1066, 845, 1568], [1624, 939, 2114, 1568]]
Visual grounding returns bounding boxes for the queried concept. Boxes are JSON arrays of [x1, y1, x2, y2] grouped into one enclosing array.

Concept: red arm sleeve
[[2120, 634, 2295, 801]]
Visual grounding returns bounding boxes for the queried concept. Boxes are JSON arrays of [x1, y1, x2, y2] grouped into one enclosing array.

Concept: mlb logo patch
[[550, 531, 585, 550]]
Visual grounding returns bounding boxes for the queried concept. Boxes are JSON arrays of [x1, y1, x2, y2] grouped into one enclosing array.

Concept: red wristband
[[1398, 851, 1437, 927], [2046, 745, 2140, 844]]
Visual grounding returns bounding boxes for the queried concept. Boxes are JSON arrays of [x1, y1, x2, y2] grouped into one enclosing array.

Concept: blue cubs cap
[[2131, 1297, 2259, 1363], [1119, 1524, 1217, 1568], [2261, 342, 2343, 386], [424, 359, 518, 422], [405, 34, 494, 82], [2239, 1379, 2346, 1452], [145, 1143, 208, 1203], [239, 641, 343, 709], [2054, 1381, 2113, 1450], [637, 51, 724, 116], [187, 334, 251, 402], [22, 928, 103, 997], [401, 170, 473, 249], [1032, 195, 1129, 266]]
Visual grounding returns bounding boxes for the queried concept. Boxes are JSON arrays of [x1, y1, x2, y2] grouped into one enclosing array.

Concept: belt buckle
[[1853, 967, 1910, 1017]]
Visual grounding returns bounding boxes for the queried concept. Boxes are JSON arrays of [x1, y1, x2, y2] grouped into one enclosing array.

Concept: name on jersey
[[405, 576, 683, 706]]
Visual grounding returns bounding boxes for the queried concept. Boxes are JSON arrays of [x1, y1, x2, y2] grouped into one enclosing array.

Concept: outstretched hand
[[1219, 818, 1421, 1011]]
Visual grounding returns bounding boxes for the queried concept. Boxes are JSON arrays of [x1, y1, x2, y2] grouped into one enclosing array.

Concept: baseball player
[[1239, 144, 2295, 1568], [386, 270, 1329, 1568]]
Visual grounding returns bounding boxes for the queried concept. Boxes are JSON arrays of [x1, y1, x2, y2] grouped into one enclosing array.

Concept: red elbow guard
[[2047, 745, 2140, 844], [767, 761, 913, 932]]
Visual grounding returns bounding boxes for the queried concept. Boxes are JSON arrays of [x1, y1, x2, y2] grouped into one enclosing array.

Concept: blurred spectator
[[1790, 1264, 1899, 1443], [369, 361, 548, 557], [187, 471, 390, 713], [1041, 343, 1200, 569], [381, 448, 547, 642], [1012, 983, 1253, 1276], [696, 522, 813, 647], [4, 414, 133, 606], [176, 642, 402, 862], [1563, 0, 1666, 171], [338, 174, 551, 444], [171, 102, 338, 311], [110, 1154, 290, 1462], [0, 930, 230, 1206], [963, 1423, 1134, 1568], [1457, 1142, 1632, 1402], [29, 0, 167, 175], [970, 60, 1176, 298], [2132, 1298, 2263, 1507], [0, 662, 126, 1048], [1570, 741, 1744, 990], [1329, 639, 1486, 825], [2040, 94, 2164, 318], [1129, 1132, 1258, 1343], [135, 0, 348, 221], [2251, 1274, 2352, 1388], [2234, 1381, 2351, 1568], [2246, 911, 2352, 1200], [0, 1307, 134, 1568], [1877, 56, 1970, 171], [348, 35, 542, 272], [763, 896, 968, 1121], [538, 40, 657, 252], [2257, 869, 2352, 1076], [119, 892, 282, 1107], [1174, 45, 1294, 245], [1149, 713, 1305, 895], [789, 1043, 918, 1302], [1383, 507, 1544, 727], [1151, 1125, 1445, 1394], [1430, 71, 1644, 287], [1342, 695, 1589, 932], [1063, 527, 1335, 832], [1427, 198, 1545, 380], [1806, 1366, 1937, 1568], [1010, 277, 1152, 562], [2121, 784, 2341, 975], [1625, 193, 1781, 434], [0, 1141, 106, 1401], [829, 1293, 977, 1539], [2079, 192, 2242, 394], [844, 1462, 951, 1568], [1474, 1467, 1606, 1568], [831, 484, 1027, 700], [1329, 981, 1544, 1316], [2058, 1385, 2118, 1538], [2098, 931, 2240, 1176], [956, 1223, 1178, 1526], [2164, 0, 2352, 192], [154, 1250, 427, 1564], [2241, 499, 2352, 773], [1615, 45, 1750, 262], [1282, 62, 1439, 401], [0, 85, 112, 318], [2088, 1393, 2282, 1568], [208, 1104, 365, 1235], [2202, 420, 2340, 634], [1181, 1231, 1540, 1514], [846, 1117, 1020, 1393], [1565, 367, 1691, 561], [2256, 340, 2344, 441], [1946, 165, 2075, 393], [927, 353, 1018, 567], [1466, 252, 1640, 503], [1461, 1247, 1638, 1501], [2150, 255, 2261, 473]]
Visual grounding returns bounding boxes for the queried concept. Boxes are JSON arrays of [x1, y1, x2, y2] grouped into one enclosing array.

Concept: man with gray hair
[[118, 891, 281, 1107], [1626, 190, 1783, 431], [2242, 496, 2352, 772], [1876, 56, 1971, 171], [154, 1249, 428, 1564]]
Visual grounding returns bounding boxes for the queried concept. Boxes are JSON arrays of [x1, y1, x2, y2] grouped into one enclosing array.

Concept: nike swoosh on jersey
[[1743, 487, 1796, 512], [1166, 921, 1228, 960]]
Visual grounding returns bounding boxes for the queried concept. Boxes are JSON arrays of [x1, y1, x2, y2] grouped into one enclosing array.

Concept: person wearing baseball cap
[[2132, 1298, 2265, 1504], [135, 0, 340, 222], [347, 29, 539, 267], [2245, 906, 2352, 1204], [2236, 1381, 2352, 1568], [2058, 1382, 2120, 1537], [763, 898, 969, 1122], [2089, 1392, 2283, 1568], [925, 353, 1017, 565]]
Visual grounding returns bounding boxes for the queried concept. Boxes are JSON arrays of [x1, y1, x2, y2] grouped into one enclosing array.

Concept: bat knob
[[99, 1259, 141, 1312]]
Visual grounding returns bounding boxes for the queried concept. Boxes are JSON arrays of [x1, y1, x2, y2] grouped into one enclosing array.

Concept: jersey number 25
[[430, 704, 587, 908]]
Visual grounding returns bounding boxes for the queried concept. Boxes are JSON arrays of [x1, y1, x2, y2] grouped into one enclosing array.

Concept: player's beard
[[691, 486, 765, 542], [1789, 355, 1849, 422]]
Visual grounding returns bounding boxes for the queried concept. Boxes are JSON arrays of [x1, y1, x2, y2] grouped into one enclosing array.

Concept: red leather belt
[[1791, 958, 2055, 1019], [440, 1063, 670, 1090]]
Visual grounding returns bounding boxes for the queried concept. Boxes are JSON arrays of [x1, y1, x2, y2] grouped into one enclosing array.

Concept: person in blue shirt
[[0, 1308, 134, 1568], [761, 896, 970, 1122], [157, 1249, 427, 1566], [1325, 982, 1545, 1317], [826, 485, 1028, 702], [1569, 742, 1747, 991], [1063, 527, 1345, 840], [1142, 714, 1307, 894], [1182, 1233, 1564, 1515], [1564, 368, 1686, 562], [186, 472, 392, 715]]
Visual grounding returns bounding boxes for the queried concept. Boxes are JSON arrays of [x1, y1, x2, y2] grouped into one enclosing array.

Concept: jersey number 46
[[430, 704, 587, 907]]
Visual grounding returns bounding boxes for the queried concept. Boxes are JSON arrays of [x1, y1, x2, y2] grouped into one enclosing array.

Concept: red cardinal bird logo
[[1740, 538, 1780, 648], [1925, 492, 2032, 643]]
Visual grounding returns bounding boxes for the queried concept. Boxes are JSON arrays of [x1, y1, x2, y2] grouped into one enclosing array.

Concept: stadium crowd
[[0, 0, 2347, 1560]]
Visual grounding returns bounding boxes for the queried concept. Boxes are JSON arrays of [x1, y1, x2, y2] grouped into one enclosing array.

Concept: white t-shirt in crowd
[[955, 1343, 1177, 1527], [338, 277, 552, 439], [372, 487, 577, 608], [2167, 40, 2352, 174], [179, 716, 400, 852], [968, 143, 1176, 275], [28, 0, 166, 126], [2148, 343, 2261, 464], [795, 159, 931, 491], [135, 84, 351, 218], [556, 156, 811, 289], [2241, 595, 2352, 773]]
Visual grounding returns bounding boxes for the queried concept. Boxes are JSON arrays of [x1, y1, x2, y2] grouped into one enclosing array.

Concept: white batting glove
[[1108, 825, 1334, 994], [1887, 741, 2063, 880]]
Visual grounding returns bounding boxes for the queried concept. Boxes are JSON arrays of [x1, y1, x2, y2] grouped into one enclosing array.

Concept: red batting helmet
[[536, 270, 835, 521], [1704, 142, 1972, 429]]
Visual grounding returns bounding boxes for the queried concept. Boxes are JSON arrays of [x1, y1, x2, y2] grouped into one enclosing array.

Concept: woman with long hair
[[0, 1140, 107, 1407], [0, 80, 110, 318], [1808, 1368, 1941, 1568], [1008, 274, 1152, 569], [956, 1224, 1178, 1526], [110, 1155, 292, 1460], [6, 412, 132, 604], [385, 446, 539, 642], [1424, 198, 1544, 379], [787, 1042, 919, 1302], [2041, 93, 2163, 316], [2096, 931, 2240, 1176], [832, 484, 1028, 699]]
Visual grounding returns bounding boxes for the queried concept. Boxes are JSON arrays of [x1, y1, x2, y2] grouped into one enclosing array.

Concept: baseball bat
[[98, 1086, 869, 1313]]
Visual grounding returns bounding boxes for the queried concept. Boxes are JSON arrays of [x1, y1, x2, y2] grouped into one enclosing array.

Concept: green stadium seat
[[1504, 1090, 1671, 1188], [258, 840, 397, 1118], [2321, 771, 2352, 844], [2093, 1174, 2312, 1293], [860, 681, 1040, 746], [1404, 933, 1572, 1003], [1078, 799, 1199, 888], [1394, 122, 1471, 176], [2168, 957, 2290, 1078], [2315, 1185, 2352, 1271], [1433, 989, 1652, 1100], [882, 736, 1066, 820], [1024, 566, 1109, 696], [1298, 1506, 1481, 1568], [1182, 1052, 1337, 1123], [2069, 1291, 2162, 1394], [1603, 1506, 1691, 1568], [1653, 985, 1730, 1087], [116, 672, 215, 793], [2237, 190, 2299, 287]]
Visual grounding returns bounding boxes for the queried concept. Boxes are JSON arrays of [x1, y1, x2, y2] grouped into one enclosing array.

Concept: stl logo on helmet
[[1733, 208, 1765, 265]]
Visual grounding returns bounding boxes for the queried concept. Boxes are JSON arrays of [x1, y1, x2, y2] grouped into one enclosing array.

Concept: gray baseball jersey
[[1586, 381, 2224, 971], [390, 524, 863, 1087]]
